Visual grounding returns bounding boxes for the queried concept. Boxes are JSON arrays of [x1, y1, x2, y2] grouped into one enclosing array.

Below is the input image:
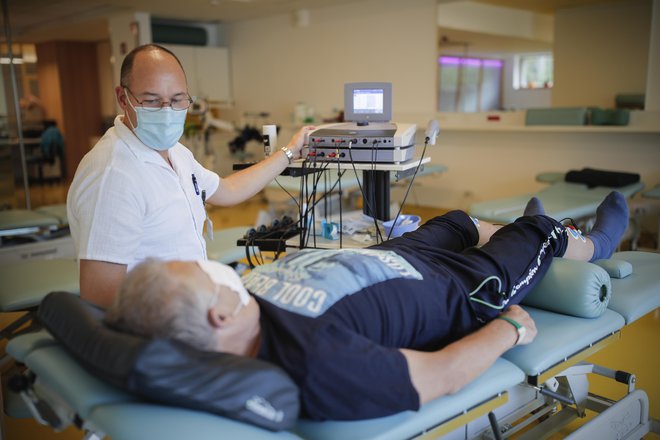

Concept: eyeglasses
[[124, 87, 193, 111]]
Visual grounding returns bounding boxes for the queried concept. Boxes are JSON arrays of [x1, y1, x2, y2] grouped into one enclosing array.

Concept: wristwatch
[[497, 316, 526, 346], [281, 146, 294, 164]]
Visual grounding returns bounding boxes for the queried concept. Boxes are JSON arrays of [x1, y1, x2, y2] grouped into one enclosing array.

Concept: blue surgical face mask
[[125, 90, 187, 151]]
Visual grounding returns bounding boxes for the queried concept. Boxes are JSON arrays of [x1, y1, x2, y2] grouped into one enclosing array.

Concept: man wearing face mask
[[67, 44, 313, 309]]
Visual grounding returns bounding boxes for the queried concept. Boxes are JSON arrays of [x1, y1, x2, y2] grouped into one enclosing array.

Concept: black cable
[[305, 161, 331, 248], [305, 159, 313, 248], [273, 177, 301, 212], [386, 138, 429, 241], [298, 158, 306, 251], [303, 157, 323, 249], [310, 160, 318, 248], [560, 217, 579, 229], [251, 232, 264, 266], [245, 233, 257, 269], [303, 166, 344, 218], [370, 140, 383, 242], [336, 148, 343, 248], [324, 166, 329, 223], [348, 141, 384, 243], [304, 160, 321, 248]]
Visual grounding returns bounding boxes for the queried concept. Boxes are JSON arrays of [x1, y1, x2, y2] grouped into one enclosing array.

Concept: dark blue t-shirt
[[242, 248, 476, 420]]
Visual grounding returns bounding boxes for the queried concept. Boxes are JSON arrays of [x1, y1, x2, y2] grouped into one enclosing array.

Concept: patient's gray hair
[[105, 259, 217, 351]]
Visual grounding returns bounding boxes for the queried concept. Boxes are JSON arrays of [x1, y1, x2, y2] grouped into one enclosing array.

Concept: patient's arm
[[401, 305, 536, 404], [80, 259, 127, 309]]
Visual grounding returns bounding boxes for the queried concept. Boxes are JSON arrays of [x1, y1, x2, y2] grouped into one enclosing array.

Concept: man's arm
[[79, 259, 127, 309], [206, 126, 312, 206], [401, 305, 536, 404]]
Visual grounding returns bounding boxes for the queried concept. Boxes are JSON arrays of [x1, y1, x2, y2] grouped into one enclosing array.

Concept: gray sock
[[523, 197, 545, 216], [588, 191, 629, 261]]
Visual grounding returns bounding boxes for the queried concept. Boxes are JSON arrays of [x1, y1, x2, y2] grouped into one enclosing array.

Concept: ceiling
[[2, 0, 363, 43], [1, 0, 629, 43]]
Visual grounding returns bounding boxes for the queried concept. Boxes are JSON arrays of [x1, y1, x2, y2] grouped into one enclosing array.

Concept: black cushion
[[36, 292, 300, 431], [565, 168, 640, 189]]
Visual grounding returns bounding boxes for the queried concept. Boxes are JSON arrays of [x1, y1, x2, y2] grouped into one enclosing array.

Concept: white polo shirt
[[67, 115, 220, 271]]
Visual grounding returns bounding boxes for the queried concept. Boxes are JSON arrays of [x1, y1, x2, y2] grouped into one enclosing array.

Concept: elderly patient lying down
[[106, 192, 628, 421]]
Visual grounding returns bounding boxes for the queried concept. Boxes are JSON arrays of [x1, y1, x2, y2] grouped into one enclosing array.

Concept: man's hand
[[402, 304, 538, 404], [286, 125, 315, 158], [498, 305, 537, 346]]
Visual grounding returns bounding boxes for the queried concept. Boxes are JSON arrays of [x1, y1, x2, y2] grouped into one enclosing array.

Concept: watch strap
[[281, 146, 294, 164], [497, 316, 526, 346]]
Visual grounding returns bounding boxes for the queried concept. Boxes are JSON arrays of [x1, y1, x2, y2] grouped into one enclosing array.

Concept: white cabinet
[[162, 44, 232, 105]]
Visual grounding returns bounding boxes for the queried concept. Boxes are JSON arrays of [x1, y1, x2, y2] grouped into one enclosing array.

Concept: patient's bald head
[[106, 259, 219, 351], [106, 259, 259, 355]]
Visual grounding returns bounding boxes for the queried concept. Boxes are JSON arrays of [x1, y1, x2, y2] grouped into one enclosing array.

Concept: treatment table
[[0, 226, 254, 422], [4, 251, 660, 440], [0, 224, 252, 326], [468, 176, 644, 226], [0, 205, 66, 238], [0, 204, 74, 264]]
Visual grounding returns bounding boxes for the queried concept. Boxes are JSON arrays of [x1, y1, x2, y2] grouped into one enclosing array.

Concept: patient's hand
[[501, 305, 537, 346]]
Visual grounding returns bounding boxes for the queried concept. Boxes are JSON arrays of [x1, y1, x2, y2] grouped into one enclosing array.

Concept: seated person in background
[[106, 192, 628, 421], [40, 120, 65, 165]]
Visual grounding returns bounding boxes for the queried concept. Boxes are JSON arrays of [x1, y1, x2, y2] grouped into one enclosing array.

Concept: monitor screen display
[[353, 88, 384, 114], [344, 82, 392, 123]]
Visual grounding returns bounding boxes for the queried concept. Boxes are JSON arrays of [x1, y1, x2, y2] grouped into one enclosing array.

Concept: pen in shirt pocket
[[192, 174, 199, 195]]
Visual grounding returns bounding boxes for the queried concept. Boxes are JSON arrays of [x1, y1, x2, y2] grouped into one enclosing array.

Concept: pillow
[[521, 258, 611, 318], [565, 168, 640, 188], [36, 292, 300, 431], [592, 258, 633, 279]]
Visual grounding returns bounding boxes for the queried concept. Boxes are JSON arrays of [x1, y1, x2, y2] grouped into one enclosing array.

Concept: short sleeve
[[300, 324, 419, 420], [75, 166, 144, 264], [191, 155, 220, 199]]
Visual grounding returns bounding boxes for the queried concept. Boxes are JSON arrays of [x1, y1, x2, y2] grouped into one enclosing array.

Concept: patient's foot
[[588, 191, 629, 261], [524, 197, 545, 216]]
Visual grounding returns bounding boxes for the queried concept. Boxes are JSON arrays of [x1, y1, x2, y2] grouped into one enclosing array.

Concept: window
[[438, 56, 503, 112], [514, 53, 553, 90]]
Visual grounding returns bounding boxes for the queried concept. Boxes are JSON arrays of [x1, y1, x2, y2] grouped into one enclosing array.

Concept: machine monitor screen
[[344, 82, 392, 124]]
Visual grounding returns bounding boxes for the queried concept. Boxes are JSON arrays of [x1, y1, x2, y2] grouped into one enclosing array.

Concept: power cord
[[348, 140, 384, 243], [385, 136, 429, 241]]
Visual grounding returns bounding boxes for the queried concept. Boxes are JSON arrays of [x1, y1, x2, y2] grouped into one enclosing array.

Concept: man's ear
[[115, 86, 128, 109], [207, 308, 231, 329]]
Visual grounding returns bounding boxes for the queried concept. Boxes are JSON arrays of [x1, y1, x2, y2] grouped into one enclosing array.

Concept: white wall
[[437, 1, 553, 43], [436, 1, 553, 111], [403, 129, 660, 210], [227, 0, 437, 127], [221, 0, 659, 212], [108, 11, 152, 114], [646, 0, 660, 110], [553, 0, 652, 108]]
